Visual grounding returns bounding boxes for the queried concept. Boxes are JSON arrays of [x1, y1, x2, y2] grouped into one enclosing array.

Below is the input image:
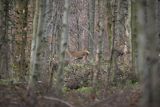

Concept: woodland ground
[[0, 82, 141, 107]]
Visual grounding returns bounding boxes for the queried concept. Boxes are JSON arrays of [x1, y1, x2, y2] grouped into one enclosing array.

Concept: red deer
[[66, 49, 89, 61]]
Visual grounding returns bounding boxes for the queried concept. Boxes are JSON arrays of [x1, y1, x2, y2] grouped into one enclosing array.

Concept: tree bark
[[56, 0, 70, 95], [0, 0, 10, 79], [28, 0, 47, 90], [93, 0, 104, 88], [88, 0, 95, 58], [131, 0, 138, 75], [137, 0, 160, 107]]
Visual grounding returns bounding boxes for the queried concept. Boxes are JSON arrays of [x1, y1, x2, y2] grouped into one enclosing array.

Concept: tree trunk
[[126, 0, 132, 67], [28, 0, 47, 90], [56, 0, 70, 95], [137, 0, 160, 107], [93, 0, 104, 88], [76, 16, 81, 51], [0, 0, 10, 79], [88, 0, 95, 58], [131, 0, 138, 75], [107, 0, 117, 84]]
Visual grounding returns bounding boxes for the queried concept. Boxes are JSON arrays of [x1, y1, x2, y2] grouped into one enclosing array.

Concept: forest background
[[0, 0, 160, 107]]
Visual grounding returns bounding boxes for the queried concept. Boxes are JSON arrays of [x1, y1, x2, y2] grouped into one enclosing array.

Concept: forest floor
[[65, 85, 141, 107], [0, 82, 141, 107]]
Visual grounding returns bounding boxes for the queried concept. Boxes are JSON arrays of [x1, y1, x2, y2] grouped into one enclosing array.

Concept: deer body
[[66, 49, 89, 61]]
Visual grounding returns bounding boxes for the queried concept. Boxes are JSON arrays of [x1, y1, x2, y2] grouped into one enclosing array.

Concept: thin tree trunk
[[0, 0, 10, 79], [28, 0, 46, 91], [88, 0, 95, 58], [93, 0, 104, 88], [131, 0, 138, 75], [107, 0, 117, 84], [76, 16, 81, 51], [56, 0, 70, 95], [126, 0, 132, 68]]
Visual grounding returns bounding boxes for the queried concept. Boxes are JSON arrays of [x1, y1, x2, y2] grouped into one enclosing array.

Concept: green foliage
[[11, 64, 18, 71], [77, 87, 94, 94], [0, 79, 13, 85], [62, 86, 70, 93], [126, 79, 138, 86]]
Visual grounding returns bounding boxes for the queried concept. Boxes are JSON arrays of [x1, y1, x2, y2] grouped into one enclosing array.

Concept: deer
[[66, 49, 89, 62]]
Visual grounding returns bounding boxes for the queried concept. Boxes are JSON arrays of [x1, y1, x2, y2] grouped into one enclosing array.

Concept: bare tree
[[131, 0, 138, 74], [92, 0, 104, 89], [107, 0, 117, 84], [28, 0, 47, 90], [88, 0, 95, 58], [137, 0, 160, 107], [56, 0, 70, 95], [0, 0, 10, 79]]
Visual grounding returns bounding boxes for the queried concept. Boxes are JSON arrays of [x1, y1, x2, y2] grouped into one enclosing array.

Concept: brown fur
[[66, 49, 89, 60]]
